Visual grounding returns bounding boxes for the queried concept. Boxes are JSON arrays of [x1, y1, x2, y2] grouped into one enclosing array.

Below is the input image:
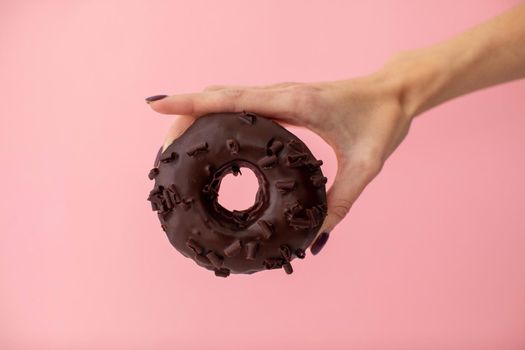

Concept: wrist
[[379, 48, 447, 120], [379, 42, 482, 120]]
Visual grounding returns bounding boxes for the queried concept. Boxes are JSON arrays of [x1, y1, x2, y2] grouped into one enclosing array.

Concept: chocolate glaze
[[147, 111, 327, 277]]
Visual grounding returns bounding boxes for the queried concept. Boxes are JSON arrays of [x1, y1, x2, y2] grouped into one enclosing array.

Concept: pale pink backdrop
[[1, 1, 525, 349]]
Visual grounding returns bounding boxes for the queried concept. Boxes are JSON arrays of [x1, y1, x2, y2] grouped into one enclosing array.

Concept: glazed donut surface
[[147, 112, 327, 277]]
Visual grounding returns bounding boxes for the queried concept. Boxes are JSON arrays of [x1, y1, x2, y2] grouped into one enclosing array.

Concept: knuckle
[[330, 198, 353, 222], [351, 154, 384, 177], [221, 88, 246, 111], [222, 88, 245, 99], [286, 83, 321, 97], [285, 84, 324, 114]]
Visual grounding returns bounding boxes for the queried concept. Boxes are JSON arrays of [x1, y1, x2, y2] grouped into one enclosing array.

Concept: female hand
[[147, 3, 525, 255], [145, 70, 413, 255]]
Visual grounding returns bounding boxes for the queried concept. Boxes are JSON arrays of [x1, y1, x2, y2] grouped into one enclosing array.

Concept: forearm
[[383, 3, 525, 119]]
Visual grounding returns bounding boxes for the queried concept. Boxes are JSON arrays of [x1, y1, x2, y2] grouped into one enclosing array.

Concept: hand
[[147, 3, 525, 256], [146, 70, 413, 255]]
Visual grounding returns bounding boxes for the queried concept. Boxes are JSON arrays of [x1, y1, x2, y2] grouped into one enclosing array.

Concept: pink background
[[1, 1, 525, 349]]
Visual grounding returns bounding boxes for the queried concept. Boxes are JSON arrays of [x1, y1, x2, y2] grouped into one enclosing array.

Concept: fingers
[[202, 82, 300, 92], [161, 115, 197, 152], [152, 82, 311, 153], [148, 88, 296, 119], [203, 84, 252, 92], [158, 106, 297, 146], [309, 155, 383, 254]]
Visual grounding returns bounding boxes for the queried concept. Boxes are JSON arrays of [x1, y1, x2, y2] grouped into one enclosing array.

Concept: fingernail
[[310, 231, 330, 255], [154, 145, 163, 167], [145, 94, 168, 103]]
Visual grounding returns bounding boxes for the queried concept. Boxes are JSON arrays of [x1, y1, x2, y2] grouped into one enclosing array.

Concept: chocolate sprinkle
[[263, 257, 285, 270], [289, 217, 311, 230], [148, 168, 159, 180], [186, 238, 203, 255], [295, 248, 306, 259], [258, 155, 278, 169], [245, 241, 259, 260], [214, 268, 231, 277], [310, 174, 328, 187], [283, 262, 293, 274], [285, 152, 309, 167], [284, 200, 303, 218], [187, 142, 208, 156], [182, 197, 194, 210], [231, 163, 242, 176], [306, 207, 322, 228], [226, 139, 240, 155], [206, 251, 224, 269], [160, 151, 178, 163], [257, 220, 274, 240], [224, 239, 242, 257], [162, 190, 174, 209], [195, 254, 212, 266], [280, 244, 292, 261], [167, 184, 181, 204], [239, 110, 256, 124], [306, 159, 324, 171], [275, 179, 296, 194], [287, 139, 305, 152], [270, 140, 284, 154], [267, 139, 284, 156], [147, 187, 171, 213]]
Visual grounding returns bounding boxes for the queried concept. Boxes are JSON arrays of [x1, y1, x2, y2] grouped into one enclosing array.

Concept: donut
[[147, 111, 327, 277]]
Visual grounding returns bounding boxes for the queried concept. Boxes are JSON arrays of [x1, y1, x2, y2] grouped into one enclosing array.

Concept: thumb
[[309, 156, 383, 255], [161, 114, 197, 152]]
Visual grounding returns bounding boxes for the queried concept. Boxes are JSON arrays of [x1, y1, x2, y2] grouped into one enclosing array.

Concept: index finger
[[148, 88, 295, 119]]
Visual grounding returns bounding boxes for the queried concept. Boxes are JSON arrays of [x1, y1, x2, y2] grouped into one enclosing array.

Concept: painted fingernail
[[145, 94, 168, 103], [310, 231, 330, 255], [154, 145, 163, 167]]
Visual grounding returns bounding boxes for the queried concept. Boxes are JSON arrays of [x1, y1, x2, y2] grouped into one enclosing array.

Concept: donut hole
[[218, 167, 259, 212]]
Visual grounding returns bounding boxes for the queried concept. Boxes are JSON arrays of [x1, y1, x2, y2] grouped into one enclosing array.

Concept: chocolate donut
[[147, 111, 327, 277]]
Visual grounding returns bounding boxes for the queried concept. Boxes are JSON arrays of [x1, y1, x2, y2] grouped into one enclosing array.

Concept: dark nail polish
[[154, 146, 163, 167], [145, 94, 168, 103], [310, 231, 330, 255]]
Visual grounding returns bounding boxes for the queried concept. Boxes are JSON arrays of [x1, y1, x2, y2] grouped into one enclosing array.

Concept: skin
[[146, 3, 525, 254]]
